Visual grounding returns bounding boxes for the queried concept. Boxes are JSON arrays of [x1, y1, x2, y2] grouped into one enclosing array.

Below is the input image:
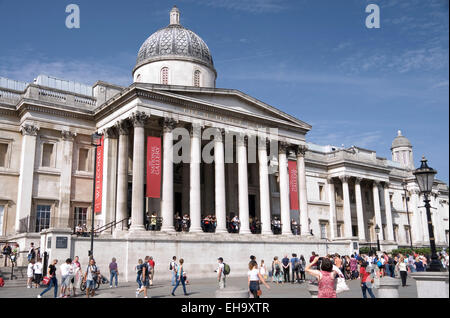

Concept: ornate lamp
[[413, 156, 440, 272]]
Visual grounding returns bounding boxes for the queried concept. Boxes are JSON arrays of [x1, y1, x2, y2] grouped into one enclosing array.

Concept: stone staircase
[[0, 265, 28, 288]]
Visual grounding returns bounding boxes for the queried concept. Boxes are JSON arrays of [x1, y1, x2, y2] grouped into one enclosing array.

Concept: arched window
[[194, 70, 201, 87], [136, 74, 141, 82], [161, 67, 169, 84]]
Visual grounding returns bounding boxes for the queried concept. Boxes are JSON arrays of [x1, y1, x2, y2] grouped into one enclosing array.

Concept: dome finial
[[397, 130, 402, 136], [170, 5, 180, 25]]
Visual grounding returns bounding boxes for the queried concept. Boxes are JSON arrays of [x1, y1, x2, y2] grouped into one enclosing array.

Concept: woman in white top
[[259, 260, 267, 280], [33, 258, 43, 288], [27, 259, 35, 288], [396, 256, 408, 287], [248, 260, 270, 298]]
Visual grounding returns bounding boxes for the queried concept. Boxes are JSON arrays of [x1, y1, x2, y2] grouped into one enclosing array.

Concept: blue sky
[[0, 0, 448, 183]]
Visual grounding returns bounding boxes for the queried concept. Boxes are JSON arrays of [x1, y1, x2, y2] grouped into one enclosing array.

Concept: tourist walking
[[359, 261, 376, 298], [38, 259, 58, 298], [135, 259, 144, 290], [216, 257, 226, 289], [248, 260, 270, 298], [290, 254, 300, 283], [259, 260, 267, 280], [33, 258, 43, 288], [148, 256, 155, 286], [171, 258, 188, 296], [109, 257, 119, 288], [136, 256, 151, 298], [306, 256, 337, 298], [396, 256, 408, 287], [281, 254, 290, 283], [169, 256, 178, 286]]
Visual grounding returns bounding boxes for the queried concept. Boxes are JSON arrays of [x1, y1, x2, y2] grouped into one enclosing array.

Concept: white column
[[115, 120, 130, 231], [130, 112, 148, 232], [258, 137, 272, 235], [237, 133, 251, 234], [278, 142, 291, 236], [372, 181, 384, 241], [189, 124, 202, 232], [101, 127, 118, 229], [58, 130, 76, 229], [161, 118, 176, 232], [327, 178, 336, 239], [15, 124, 39, 233], [432, 194, 443, 244], [354, 177, 366, 241], [409, 188, 423, 244], [383, 182, 394, 242], [214, 129, 227, 233], [340, 176, 353, 238], [296, 145, 309, 236]]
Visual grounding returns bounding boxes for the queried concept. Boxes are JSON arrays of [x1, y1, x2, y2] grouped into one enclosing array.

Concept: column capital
[[339, 175, 350, 183], [189, 123, 202, 137], [115, 119, 131, 135], [161, 117, 178, 133], [130, 111, 149, 128], [20, 123, 39, 136], [327, 176, 335, 184], [104, 126, 118, 139], [294, 144, 308, 157], [354, 177, 363, 184], [372, 180, 381, 187], [278, 141, 290, 154], [61, 130, 76, 141], [383, 181, 391, 189], [237, 133, 248, 147], [257, 136, 270, 150]]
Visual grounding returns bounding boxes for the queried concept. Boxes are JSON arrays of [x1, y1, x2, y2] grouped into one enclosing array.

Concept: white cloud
[[181, 0, 290, 13]]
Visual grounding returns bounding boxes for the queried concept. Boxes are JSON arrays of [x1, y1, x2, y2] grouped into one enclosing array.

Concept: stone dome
[[135, 6, 215, 72], [391, 130, 412, 149]]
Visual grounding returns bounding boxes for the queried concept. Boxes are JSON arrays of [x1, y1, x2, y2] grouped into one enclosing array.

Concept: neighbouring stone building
[[0, 7, 448, 281]]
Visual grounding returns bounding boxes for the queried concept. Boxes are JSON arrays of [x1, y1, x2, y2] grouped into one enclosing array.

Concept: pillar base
[[161, 227, 176, 233], [261, 231, 273, 236], [239, 229, 252, 235], [189, 227, 203, 233], [215, 228, 228, 234], [129, 225, 146, 232]]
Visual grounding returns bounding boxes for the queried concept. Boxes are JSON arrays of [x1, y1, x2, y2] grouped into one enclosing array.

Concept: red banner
[[288, 160, 299, 211], [94, 136, 104, 214], [146, 136, 162, 198]]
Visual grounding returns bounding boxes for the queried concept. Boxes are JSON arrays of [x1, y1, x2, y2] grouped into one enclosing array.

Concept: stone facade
[[0, 7, 448, 280]]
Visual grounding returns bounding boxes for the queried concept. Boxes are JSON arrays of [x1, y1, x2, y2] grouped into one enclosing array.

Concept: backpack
[[294, 258, 300, 270], [169, 261, 173, 271], [223, 263, 230, 276]]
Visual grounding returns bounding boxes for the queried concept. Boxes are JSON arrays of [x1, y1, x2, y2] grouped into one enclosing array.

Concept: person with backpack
[[27, 242, 36, 262], [136, 256, 151, 298], [216, 257, 227, 289], [272, 256, 283, 284], [169, 256, 178, 286], [2, 243, 11, 267], [290, 253, 300, 283], [83, 258, 99, 298]]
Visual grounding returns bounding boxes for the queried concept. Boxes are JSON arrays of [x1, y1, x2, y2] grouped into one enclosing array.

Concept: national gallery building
[[0, 7, 448, 280]]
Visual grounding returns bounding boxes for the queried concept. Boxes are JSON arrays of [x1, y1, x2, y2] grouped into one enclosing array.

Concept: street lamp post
[[413, 156, 440, 272], [89, 132, 102, 259], [402, 181, 414, 249], [375, 224, 381, 252]]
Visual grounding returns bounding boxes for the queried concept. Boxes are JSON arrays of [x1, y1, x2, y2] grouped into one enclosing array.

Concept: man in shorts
[[84, 258, 99, 298], [59, 258, 73, 297]]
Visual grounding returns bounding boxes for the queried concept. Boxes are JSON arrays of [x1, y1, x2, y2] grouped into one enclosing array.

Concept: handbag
[[257, 289, 262, 296], [336, 277, 349, 294], [42, 276, 51, 285]]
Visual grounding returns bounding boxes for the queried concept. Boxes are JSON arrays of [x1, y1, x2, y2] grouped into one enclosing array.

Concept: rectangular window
[[352, 225, 358, 237], [78, 148, 90, 172], [42, 143, 54, 167], [393, 225, 399, 242], [36, 205, 51, 232], [402, 196, 406, 210], [336, 223, 342, 237], [319, 185, 324, 201], [0, 205, 4, 236], [0, 143, 8, 167], [74, 207, 88, 228], [320, 223, 327, 239]]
